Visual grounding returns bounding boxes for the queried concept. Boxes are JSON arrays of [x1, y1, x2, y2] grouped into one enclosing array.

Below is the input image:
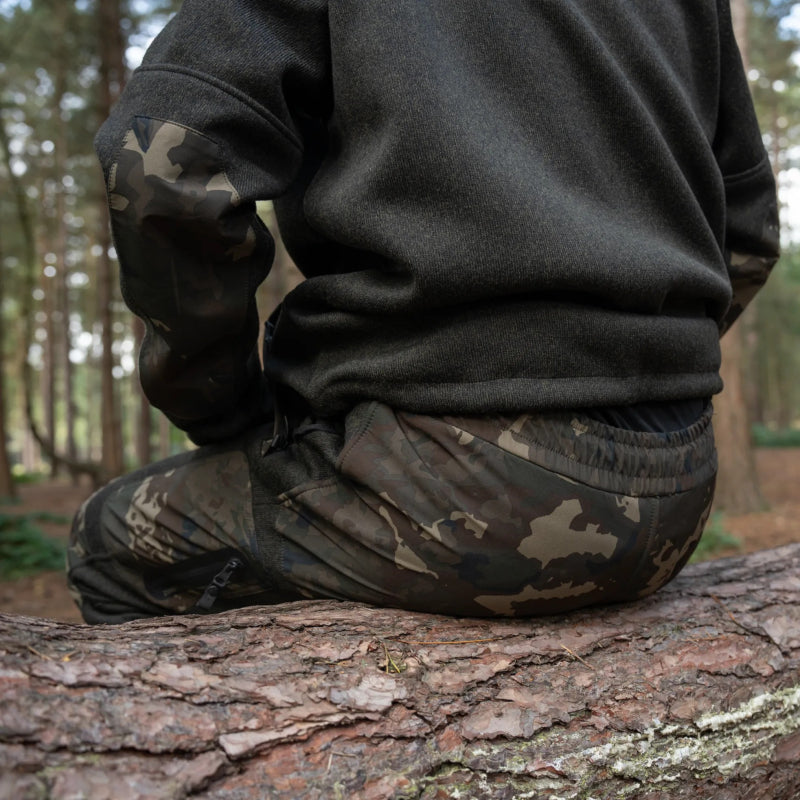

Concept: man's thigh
[[263, 402, 716, 617]]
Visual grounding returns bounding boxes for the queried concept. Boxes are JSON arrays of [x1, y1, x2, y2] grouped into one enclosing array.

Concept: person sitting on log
[[68, 0, 779, 623]]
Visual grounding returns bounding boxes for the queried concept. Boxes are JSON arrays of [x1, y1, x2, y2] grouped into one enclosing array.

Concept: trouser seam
[[627, 496, 661, 599]]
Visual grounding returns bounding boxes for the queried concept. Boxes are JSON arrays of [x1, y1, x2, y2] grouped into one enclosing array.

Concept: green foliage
[[10, 469, 49, 484], [752, 258, 800, 429], [0, 505, 68, 580], [752, 423, 800, 447], [747, 0, 800, 171], [690, 512, 743, 563]]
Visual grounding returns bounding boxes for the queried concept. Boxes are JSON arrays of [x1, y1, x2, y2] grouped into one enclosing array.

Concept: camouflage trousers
[[67, 401, 717, 624]]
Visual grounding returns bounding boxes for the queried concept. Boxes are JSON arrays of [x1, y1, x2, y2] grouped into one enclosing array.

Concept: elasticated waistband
[[484, 405, 717, 497]]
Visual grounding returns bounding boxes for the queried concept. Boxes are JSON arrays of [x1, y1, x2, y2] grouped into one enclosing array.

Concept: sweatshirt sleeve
[[713, 0, 780, 336], [94, 0, 330, 444]]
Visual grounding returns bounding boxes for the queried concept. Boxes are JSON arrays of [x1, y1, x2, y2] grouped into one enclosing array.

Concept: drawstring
[[194, 557, 243, 611]]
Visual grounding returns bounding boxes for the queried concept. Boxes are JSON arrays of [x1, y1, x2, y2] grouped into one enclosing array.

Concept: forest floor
[[2, 448, 800, 624]]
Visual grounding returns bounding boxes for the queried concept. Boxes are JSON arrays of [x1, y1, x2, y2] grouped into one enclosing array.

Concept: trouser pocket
[[142, 547, 264, 612]]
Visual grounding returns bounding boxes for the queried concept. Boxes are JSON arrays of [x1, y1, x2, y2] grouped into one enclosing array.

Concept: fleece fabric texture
[[95, 0, 779, 441]]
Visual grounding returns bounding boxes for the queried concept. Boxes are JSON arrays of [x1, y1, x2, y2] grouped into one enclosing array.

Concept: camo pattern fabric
[[67, 440, 281, 623], [719, 249, 779, 336], [106, 116, 269, 440], [68, 402, 716, 623], [271, 402, 716, 617]]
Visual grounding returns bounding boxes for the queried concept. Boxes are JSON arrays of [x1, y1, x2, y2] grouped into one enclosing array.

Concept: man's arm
[[719, 245, 779, 337], [95, 0, 330, 444], [714, 0, 780, 336], [106, 116, 275, 444], [718, 155, 780, 336]]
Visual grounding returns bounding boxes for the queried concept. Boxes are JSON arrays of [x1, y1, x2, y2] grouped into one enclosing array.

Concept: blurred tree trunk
[[715, 331, 765, 512], [96, 0, 127, 479], [132, 316, 152, 466], [0, 374, 14, 499], [1, 1, 104, 484], [0, 235, 16, 500], [159, 414, 172, 460], [713, 0, 765, 513], [53, 2, 78, 476], [42, 234, 58, 477], [96, 218, 124, 478]]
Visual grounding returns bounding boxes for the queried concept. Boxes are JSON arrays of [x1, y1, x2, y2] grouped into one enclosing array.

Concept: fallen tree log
[[1, 544, 799, 800]]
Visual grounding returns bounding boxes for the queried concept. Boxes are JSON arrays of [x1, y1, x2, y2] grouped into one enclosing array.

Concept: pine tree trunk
[[714, 328, 765, 513], [713, 0, 765, 514], [42, 239, 59, 478], [53, 24, 78, 475], [1, 545, 799, 799], [159, 413, 172, 460], [0, 365, 13, 499], [132, 316, 152, 467], [96, 218, 125, 479], [96, 0, 127, 480], [0, 236, 16, 500], [38, 68, 77, 480]]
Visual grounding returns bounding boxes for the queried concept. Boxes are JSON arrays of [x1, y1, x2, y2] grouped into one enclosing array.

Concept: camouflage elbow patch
[[108, 116, 257, 255], [105, 116, 270, 422], [107, 117, 262, 337], [720, 250, 779, 335]]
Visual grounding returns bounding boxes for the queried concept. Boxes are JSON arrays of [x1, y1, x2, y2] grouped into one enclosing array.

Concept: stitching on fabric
[[134, 64, 303, 151], [630, 497, 661, 592], [722, 154, 774, 186], [375, 370, 720, 387], [277, 476, 341, 505]]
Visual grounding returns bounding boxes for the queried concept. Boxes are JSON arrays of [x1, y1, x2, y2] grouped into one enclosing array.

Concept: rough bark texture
[[2, 545, 799, 800]]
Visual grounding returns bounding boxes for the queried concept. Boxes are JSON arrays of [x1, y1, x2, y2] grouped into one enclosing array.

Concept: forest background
[[1, 0, 800, 616]]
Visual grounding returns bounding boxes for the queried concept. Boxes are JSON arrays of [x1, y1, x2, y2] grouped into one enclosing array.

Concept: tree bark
[[1, 545, 799, 800]]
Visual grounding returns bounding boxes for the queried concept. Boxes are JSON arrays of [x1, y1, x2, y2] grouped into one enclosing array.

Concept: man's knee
[[66, 484, 156, 624], [65, 448, 276, 623]]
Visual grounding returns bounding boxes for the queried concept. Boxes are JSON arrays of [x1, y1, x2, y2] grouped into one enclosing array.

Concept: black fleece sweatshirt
[[96, 0, 779, 443]]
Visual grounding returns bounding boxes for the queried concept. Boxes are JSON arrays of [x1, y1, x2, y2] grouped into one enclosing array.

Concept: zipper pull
[[195, 557, 243, 611]]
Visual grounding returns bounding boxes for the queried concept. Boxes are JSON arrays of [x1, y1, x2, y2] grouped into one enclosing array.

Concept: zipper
[[194, 556, 244, 611]]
